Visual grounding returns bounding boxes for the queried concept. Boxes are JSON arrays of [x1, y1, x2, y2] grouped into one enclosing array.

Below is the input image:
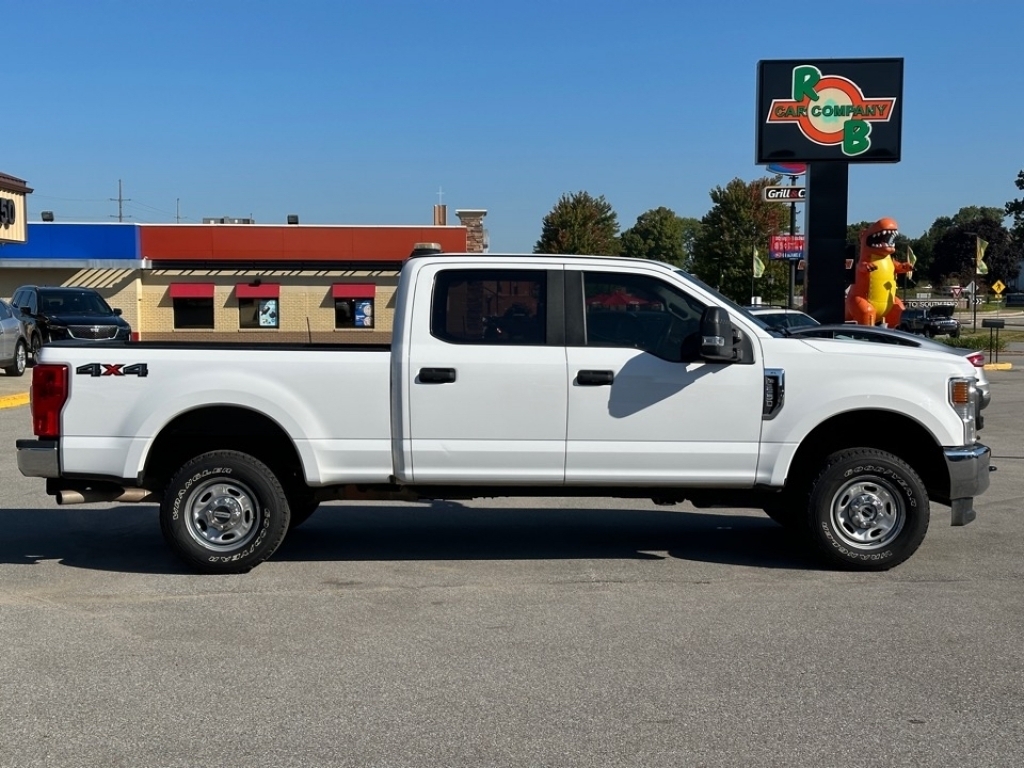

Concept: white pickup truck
[[17, 254, 990, 574]]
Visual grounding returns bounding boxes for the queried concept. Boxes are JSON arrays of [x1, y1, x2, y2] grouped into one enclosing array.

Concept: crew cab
[[17, 254, 991, 574]]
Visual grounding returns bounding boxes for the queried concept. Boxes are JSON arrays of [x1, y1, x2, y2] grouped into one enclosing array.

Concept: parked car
[[746, 306, 820, 331], [791, 323, 990, 410], [0, 298, 29, 376], [897, 305, 961, 338], [10, 285, 131, 349]]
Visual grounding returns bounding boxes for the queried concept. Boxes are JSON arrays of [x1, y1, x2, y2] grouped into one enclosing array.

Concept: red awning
[[169, 283, 215, 299], [332, 283, 376, 299], [236, 283, 280, 299]]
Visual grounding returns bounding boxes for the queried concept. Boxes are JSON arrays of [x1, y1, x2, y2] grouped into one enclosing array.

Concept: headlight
[[949, 377, 977, 444]]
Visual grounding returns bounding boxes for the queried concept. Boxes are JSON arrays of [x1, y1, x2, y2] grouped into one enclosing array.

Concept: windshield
[[667, 268, 794, 333], [672, 269, 772, 326], [41, 290, 114, 316]]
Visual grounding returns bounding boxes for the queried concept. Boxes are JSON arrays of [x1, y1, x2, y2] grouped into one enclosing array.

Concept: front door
[[565, 269, 764, 486]]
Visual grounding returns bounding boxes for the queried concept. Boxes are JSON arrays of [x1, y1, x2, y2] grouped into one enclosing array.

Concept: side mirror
[[700, 306, 735, 362], [19, 306, 31, 316], [113, 308, 122, 316]]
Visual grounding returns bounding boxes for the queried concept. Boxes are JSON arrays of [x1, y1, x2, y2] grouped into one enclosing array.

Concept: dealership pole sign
[[756, 58, 903, 163]]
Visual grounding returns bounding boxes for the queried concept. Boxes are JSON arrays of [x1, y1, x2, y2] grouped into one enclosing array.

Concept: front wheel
[[805, 448, 929, 570], [160, 450, 291, 574]]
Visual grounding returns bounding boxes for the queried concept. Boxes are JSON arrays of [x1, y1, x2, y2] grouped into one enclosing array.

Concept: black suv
[[10, 285, 132, 352], [897, 305, 961, 338]]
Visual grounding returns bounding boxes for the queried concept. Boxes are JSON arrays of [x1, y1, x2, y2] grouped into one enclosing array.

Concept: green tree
[[930, 215, 1016, 287], [534, 191, 620, 255], [1005, 169, 1024, 251], [690, 176, 789, 302], [909, 207, 1004, 282], [620, 207, 701, 267]]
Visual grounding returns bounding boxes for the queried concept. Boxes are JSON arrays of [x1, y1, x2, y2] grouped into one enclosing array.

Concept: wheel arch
[[142, 405, 308, 495], [785, 409, 948, 503]]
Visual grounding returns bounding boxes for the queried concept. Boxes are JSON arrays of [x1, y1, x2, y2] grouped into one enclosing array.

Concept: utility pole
[[110, 179, 131, 222], [176, 198, 180, 224]]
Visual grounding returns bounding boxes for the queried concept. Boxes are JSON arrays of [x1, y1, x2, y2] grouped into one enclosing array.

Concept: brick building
[[0, 208, 488, 343]]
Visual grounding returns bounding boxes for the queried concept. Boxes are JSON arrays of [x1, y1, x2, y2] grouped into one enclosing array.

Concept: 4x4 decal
[[75, 363, 149, 377]]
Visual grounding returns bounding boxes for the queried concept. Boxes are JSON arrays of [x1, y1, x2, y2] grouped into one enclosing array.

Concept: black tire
[[762, 490, 801, 529], [287, 494, 320, 530], [805, 448, 929, 571], [30, 332, 43, 359], [3, 340, 27, 377], [160, 450, 291, 574]]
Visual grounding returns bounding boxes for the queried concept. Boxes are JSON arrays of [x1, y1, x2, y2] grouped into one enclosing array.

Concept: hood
[[44, 311, 130, 328]]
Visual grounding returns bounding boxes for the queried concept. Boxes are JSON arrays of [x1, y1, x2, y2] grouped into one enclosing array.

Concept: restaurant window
[[169, 284, 215, 329], [431, 269, 546, 345], [237, 284, 280, 329], [333, 284, 375, 329]]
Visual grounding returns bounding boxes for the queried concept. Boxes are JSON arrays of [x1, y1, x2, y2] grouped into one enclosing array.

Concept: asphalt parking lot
[[1, 365, 1022, 768]]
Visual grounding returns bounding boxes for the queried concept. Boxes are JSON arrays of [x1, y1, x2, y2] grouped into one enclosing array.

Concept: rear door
[[0, 302, 13, 361], [403, 264, 568, 484]]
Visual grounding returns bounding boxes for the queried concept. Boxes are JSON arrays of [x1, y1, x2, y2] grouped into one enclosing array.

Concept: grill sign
[[762, 186, 805, 202]]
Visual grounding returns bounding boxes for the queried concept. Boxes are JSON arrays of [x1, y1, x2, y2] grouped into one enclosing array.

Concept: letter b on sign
[[843, 120, 871, 157]]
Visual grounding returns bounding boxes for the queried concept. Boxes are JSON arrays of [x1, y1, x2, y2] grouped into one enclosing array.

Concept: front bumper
[[17, 439, 60, 479], [944, 443, 991, 526]]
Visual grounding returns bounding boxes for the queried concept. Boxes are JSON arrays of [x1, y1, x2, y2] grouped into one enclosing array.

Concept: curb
[[983, 363, 1014, 371], [0, 393, 29, 410]]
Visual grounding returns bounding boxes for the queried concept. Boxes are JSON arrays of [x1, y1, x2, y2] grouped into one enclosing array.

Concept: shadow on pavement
[[0, 502, 822, 574]]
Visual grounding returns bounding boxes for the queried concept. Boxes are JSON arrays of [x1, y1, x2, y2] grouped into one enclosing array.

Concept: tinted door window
[[432, 269, 547, 345], [583, 272, 705, 362]]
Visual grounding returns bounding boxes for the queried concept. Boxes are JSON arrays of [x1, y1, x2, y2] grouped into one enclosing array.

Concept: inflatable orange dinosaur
[[844, 218, 914, 327]]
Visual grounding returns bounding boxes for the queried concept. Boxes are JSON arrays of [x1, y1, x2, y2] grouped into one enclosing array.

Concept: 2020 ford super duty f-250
[[17, 254, 990, 573]]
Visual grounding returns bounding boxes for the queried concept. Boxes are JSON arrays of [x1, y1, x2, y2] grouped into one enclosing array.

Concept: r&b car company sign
[[756, 58, 903, 163]]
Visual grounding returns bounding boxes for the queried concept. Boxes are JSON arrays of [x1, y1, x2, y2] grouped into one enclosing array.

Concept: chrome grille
[[67, 325, 119, 340]]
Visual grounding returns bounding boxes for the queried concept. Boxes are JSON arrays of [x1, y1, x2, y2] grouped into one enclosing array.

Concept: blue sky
[[7, 0, 1023, 252]]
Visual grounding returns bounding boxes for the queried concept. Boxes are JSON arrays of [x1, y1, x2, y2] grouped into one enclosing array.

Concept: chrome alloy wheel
[[15, 343, 26, 374], [185, 478, 260, 551], [830, 478, 906, 550]]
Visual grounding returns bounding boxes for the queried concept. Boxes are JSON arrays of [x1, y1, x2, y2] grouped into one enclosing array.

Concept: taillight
[[966, 352, 985, 367], [31, 364, 69, 439]]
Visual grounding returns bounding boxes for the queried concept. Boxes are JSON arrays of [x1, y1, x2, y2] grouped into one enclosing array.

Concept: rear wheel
[[3, 340, 27, 376], [805, 448, 929, 570], [160, 450, 291, 574]]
